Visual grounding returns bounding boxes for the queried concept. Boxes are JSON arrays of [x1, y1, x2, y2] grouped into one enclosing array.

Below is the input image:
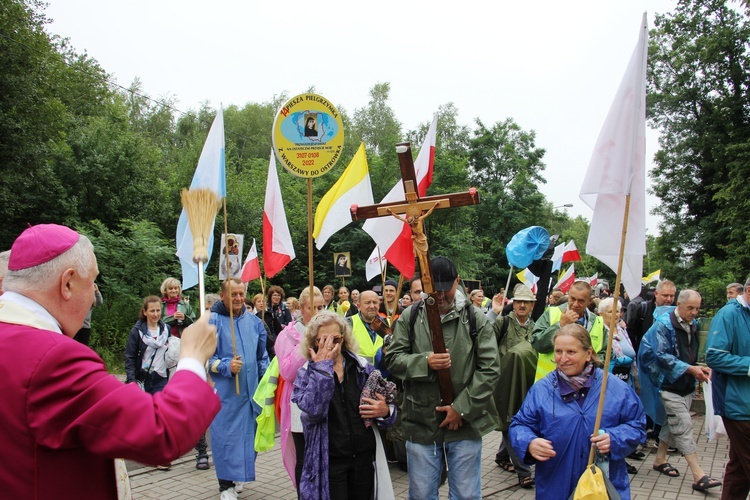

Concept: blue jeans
[[406, 439, 482, 500]]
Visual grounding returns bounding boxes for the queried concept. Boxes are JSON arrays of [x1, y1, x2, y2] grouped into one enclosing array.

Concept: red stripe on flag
[[262, 212, 291, 278], [384, 224, 416, 278]]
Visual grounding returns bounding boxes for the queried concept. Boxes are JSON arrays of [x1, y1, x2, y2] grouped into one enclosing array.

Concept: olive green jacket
[[160, 299, 195, 336], [384, 296, 500, 444]]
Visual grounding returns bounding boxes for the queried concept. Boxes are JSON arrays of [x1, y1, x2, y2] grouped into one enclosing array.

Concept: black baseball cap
[[431, 257, 458, 291]]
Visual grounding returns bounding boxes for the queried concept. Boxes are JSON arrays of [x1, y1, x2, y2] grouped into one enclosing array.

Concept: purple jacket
[[292, 351, 397, 500]]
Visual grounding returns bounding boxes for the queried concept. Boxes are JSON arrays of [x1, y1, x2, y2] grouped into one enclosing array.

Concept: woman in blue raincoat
[[510, 324, 645, 500]]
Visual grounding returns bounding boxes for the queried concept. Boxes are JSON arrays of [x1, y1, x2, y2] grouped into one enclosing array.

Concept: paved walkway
[[130, 410, 730, 499]]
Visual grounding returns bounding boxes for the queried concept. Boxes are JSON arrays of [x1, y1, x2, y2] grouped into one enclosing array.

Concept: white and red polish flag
[[262, 150, 296, 278], [562, 240, 582, 263], [240, 238, 261, 283], [362, 114, 437, 279], [556, 264, 576, 294]]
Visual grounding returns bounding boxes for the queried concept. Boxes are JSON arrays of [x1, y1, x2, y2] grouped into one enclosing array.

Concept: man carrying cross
[[355, 142, 496, 499], [384, 257, 500, 499]]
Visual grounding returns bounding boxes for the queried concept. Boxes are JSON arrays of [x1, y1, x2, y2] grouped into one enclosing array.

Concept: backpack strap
[[408, 301, 478, 344], [466, 303, 478, 341], [495, 315, 510, 345], [408, 301, 422, 344]]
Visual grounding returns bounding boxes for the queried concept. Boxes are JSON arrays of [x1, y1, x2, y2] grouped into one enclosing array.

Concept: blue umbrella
[[506, 226, 550, 269]]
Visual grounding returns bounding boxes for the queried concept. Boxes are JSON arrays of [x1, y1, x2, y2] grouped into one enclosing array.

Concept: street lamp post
[[554, 203, 573, 209]]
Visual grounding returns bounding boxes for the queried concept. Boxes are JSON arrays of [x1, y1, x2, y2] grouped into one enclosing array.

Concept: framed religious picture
[[464, 279, 481, 293], [219, 233, 244, 280], [333, 252, 351, 277]]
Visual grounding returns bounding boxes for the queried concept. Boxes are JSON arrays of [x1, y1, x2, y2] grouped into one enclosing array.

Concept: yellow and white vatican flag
[[313, 143, 374, 250]]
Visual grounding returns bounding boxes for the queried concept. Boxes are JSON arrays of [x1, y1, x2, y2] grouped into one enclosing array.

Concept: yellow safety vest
[[253, 356, 280, 452], [351, 314, 383, 365], [534, 307, 604, 382]]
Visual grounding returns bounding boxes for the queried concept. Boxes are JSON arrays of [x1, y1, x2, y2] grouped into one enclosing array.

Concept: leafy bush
[[80, 219, 182, 370]]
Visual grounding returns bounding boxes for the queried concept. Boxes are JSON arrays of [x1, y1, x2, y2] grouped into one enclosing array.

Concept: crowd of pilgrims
[[120, 273, 732, 500]]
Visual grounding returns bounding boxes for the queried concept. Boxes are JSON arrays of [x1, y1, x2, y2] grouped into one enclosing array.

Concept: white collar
[[0, 291, 63, 334], [737, 295, 750, 309]]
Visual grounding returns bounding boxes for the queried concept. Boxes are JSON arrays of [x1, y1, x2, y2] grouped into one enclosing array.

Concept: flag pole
[[308, 178, 314, 293], [222, 199, 240, 396], [587, 197, 631, 465], [378, 247, 387, 292], [391, 274, 405, 326], [503, 266, 514, 306]]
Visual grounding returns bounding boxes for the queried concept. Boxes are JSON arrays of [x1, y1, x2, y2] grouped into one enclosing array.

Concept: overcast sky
[[46, 0, 676, 235]]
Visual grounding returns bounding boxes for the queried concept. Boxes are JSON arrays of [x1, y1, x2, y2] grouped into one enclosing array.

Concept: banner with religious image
[[334, 251, 351, 277], [219, 233, 244, 280]]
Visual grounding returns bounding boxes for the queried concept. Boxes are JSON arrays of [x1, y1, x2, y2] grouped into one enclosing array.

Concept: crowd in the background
[[2, 228, 748, 500]]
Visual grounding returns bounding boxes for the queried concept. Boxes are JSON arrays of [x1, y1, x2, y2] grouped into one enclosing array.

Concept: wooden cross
[[351, 142, 479, 405]]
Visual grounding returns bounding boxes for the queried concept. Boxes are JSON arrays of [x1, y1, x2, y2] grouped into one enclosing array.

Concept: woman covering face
[[292, 311, 396, 499], [273, 287, 325, 491]]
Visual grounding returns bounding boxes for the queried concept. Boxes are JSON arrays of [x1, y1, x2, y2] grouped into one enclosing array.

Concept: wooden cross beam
[[351, 142, 480, 405]]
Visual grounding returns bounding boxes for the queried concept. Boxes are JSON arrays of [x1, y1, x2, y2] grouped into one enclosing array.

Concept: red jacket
[[0, 322, 221, 499]]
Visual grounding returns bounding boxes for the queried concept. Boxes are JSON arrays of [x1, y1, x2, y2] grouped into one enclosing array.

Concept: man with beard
[[385, 257, 500, 499]]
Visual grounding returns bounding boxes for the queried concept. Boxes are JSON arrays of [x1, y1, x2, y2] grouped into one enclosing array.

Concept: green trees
[[647, 0, 750, 286], [466, 118, 548, 287], [1, 0, 584, 367]]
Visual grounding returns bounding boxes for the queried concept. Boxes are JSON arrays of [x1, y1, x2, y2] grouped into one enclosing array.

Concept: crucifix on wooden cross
[[350, 142, 480, 405]]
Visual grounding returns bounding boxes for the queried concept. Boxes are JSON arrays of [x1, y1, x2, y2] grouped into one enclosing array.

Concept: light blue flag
[[175, 108, 226, 290]]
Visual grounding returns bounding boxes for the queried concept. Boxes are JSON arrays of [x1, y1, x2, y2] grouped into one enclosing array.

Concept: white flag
[[175, 109, 226, 290], [362, 114, 437, 278], [365, 247, 388, 282], [579, 13, 648, 300]]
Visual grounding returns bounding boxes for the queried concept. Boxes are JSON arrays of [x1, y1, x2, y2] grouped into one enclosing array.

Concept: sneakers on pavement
[[219, 487, 237, 500]]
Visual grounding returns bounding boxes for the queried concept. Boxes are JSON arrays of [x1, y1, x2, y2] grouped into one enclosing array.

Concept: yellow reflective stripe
[[590, 317, 604, 352], [351, 315, 383, 361], [535, 307, 562, 382], [548, 307, 562, 324], [534, 309, 604, 382], [535, 352, 556, 382]]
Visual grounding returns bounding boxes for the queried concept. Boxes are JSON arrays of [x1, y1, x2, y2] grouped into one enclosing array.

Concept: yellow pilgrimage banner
[[272, 93, 345, 178]]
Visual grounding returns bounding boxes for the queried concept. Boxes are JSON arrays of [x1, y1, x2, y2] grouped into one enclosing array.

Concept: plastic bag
[[505, 226, 550, 269], [569, 464, 621, 500], [703, 380, 727, 441]]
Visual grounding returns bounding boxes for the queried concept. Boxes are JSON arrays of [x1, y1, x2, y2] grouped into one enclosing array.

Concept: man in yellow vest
[[347, 290, 385, 369], [531, 280, 606, 381]]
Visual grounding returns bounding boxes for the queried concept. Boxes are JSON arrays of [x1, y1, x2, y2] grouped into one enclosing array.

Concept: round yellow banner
[[272, 93, 345, 178]]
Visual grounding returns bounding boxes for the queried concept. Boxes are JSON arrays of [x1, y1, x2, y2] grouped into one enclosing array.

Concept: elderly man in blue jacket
[[638, 289, 721, 492]]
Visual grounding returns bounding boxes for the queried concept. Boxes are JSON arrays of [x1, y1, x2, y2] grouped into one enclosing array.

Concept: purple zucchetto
[[8, 224, 80, 271]]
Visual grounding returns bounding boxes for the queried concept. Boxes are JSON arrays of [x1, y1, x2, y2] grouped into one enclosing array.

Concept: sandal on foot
[[628, 450, 646, 460], [518, 476, 535, 489], [692, 475, 721, 491], [196, 456, 209, 470], [653, 462, 680, 477], [495, 460, 515, 473]]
